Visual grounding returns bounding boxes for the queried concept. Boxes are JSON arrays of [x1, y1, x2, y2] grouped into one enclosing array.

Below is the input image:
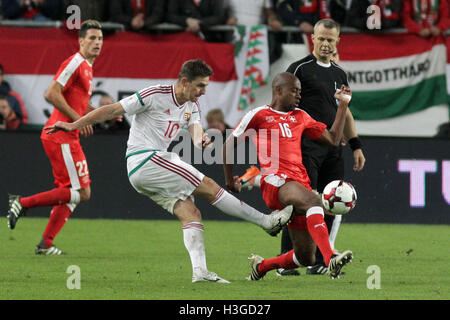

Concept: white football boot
[[192, 268, 230, 283]]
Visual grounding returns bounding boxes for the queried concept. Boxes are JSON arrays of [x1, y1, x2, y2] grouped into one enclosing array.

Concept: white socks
[[254, 175, 262, 188], [183, 222, 207, 274], [67, 189, 80, 212], [306, 206, 324, 218], [292, 251, 304, 267], [210, 188, 267, 228], [69, 188, 81, 204]]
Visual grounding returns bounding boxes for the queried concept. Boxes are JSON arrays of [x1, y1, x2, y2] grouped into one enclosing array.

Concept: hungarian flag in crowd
[[308, 33, 448, 120], [232, 25, 270, 113]]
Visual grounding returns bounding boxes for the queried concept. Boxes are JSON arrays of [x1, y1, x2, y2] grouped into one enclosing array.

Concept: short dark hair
[[79, 20, 102, 38], [314, 19, 340, 34], [179, 59, 213, 82], [0, 94, 8, 101]]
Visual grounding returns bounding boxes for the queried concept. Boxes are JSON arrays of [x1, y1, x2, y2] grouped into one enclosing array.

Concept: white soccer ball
[[321, 180, 357, 215]]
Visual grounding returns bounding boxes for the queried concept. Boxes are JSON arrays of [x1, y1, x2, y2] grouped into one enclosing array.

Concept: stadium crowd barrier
[[1, 19, 449, 37], [1, 130, 449, 224]]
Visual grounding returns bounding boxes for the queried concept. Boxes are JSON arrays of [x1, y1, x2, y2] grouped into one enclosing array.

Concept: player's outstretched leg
[[276, 226, 300, 276], [247, 250, 301, 280], [194, 178, 293, 236], [7, 194, 27, 230], [7, 188, 80, 230], [210, 188, 293, 236]]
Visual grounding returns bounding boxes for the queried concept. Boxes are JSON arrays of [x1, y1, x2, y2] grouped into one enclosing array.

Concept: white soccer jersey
[[119, 84, 201, 155]]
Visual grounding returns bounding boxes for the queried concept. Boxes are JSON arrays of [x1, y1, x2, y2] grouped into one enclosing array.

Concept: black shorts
[[301, 136, 345, 193]]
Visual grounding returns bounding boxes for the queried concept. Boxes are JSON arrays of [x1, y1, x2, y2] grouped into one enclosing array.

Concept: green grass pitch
[[0, 217, 448, 300]]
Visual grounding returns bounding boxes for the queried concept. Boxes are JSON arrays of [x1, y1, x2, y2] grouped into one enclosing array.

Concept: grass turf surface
[[0, 217, 448, 300]]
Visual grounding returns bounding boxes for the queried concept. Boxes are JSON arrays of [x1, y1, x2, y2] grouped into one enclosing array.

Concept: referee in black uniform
[[278, 18, 366, 276]]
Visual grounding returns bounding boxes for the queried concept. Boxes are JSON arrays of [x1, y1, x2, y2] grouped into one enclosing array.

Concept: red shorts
[[42, 139, 91, 189], [260, 174, 310, 230]]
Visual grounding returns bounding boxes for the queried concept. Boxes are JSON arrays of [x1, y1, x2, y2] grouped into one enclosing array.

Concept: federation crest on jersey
[[266, 116, 275, 123], [289, 116, 297, 122], [184, 110, 191, 121]]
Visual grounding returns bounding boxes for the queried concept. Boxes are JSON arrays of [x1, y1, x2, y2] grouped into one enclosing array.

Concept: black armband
[[348, 137, 363, 151]]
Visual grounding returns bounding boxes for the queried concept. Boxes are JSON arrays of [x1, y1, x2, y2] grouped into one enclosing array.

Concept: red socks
[[20, 188, 71, 209], [306, 207, 333, 265], [258, 250, 299, 275], [42, 204, 73, 248]]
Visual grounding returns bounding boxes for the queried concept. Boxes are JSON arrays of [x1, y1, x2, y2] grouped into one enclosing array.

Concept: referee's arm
[[344, 109, 366, 172], [343, 108, 358, 142]]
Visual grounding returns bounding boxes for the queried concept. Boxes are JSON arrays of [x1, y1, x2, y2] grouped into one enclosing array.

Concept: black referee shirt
[[286, 54, 349, 129]]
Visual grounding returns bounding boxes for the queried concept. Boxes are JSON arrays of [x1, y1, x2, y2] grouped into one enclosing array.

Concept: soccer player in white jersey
[[45, 59, 293, 283]]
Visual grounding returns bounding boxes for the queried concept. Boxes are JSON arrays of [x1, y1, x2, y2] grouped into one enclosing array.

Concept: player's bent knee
[[309, 194, 322, 208], [182, 208, 202, 224], [190, 207, 202, 221], [296, 190, 322, 210], [201, 176, 218, 190], [174, 200, 202, 225], [283, 195, 318, 214]]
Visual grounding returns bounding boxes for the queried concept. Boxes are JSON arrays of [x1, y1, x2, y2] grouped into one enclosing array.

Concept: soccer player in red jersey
[[223, 72, 353, 279], [6, 20, 104, 255]]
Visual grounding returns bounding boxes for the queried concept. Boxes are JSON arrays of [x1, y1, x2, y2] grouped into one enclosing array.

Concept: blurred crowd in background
[[0, 0, 448, 38], [1, 0, 449, 136]]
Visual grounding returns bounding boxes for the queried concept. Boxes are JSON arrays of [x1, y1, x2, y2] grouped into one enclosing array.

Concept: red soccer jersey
[[232, 105, 327, 187], [41, 52, 94, 143]]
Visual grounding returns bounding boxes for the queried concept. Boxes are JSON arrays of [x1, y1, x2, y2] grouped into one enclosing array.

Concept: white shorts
[[127, 150, 205, 214]]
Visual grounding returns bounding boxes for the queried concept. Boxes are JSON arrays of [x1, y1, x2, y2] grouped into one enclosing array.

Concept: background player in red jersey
[[6, 20, 104, 255], [223, 72, 353, 279]]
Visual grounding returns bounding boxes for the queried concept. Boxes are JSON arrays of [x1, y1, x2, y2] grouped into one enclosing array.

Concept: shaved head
[[272, 72, 300, 91]]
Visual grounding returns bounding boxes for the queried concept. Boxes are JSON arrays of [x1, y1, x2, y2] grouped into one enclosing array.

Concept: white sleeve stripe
[[292, 59, 314, 76], [55, 53, 84, 87]]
